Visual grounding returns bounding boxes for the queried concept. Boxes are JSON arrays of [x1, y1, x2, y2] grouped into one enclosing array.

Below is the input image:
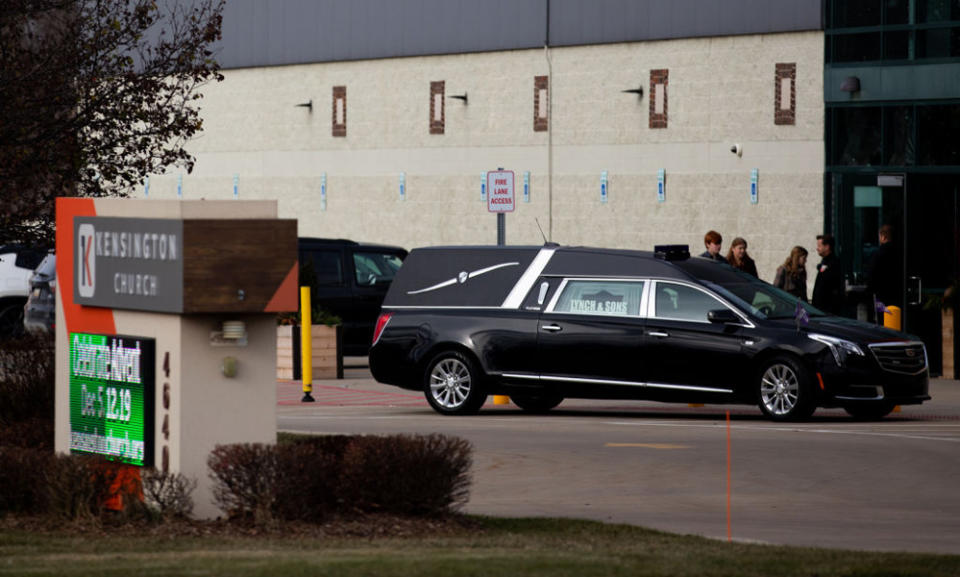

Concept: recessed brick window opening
[[774, 63, 796, 126], [332, 86, 346, 137], [430, 81, 445, 135], [649, 69, 668, 129], [534, 75, 549, 132]]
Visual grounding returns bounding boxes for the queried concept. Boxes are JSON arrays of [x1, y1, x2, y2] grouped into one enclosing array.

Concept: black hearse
[[369, 245, 930, 421]]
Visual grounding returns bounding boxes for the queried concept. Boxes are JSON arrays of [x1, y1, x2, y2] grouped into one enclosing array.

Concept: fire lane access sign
[[486, 170, 515, 213]]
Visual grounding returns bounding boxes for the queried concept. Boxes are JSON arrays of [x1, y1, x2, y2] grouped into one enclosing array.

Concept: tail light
[[372, 312, 392, 347]]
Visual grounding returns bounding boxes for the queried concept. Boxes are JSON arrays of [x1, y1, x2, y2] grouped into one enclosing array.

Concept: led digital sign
[[69, 333, 155, 466]]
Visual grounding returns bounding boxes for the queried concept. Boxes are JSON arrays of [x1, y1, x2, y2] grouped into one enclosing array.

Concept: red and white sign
[[486, 170, 515, 213]]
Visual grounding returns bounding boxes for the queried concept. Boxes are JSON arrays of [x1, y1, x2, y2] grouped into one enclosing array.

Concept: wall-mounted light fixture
[[210, 320, 248, 347], [448, 92, 468, 104], [221, 356, 238, 378], [622, 87, 644, 99], [840, 76, 861, 93], [295, 99, 313, 111], [730, 143, 743, 157]]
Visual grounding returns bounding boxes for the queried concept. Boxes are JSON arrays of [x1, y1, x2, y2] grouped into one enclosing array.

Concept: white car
[[0, 245, 45, 338]]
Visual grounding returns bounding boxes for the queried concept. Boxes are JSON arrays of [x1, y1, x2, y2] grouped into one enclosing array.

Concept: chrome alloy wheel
[[760, 362, 800, 416], [429, 357, 472, 409]]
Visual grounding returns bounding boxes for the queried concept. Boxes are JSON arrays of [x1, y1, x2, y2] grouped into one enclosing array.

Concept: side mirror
[[707, 309, 740, 324]]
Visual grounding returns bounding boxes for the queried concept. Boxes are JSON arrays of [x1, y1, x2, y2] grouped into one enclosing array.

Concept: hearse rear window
[[550, 280, 644, 316]]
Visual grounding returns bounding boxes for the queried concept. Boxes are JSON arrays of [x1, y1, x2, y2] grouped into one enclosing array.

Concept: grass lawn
[[2, 516, 959, 577]]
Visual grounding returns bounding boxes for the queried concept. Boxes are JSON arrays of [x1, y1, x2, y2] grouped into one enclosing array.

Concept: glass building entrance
[[827, 171, 959, 375], [826, 0, 960, 376]]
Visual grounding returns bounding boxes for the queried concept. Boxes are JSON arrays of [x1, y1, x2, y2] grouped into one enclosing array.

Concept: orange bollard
[[884, 305, 902, 331]]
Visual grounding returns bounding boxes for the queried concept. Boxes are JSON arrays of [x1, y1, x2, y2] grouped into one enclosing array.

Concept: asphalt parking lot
[[278, 370, 960, 554]]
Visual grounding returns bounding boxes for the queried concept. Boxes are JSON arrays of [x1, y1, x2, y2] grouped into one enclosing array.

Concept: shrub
[[0, 446, 53, 514], [43, 454, 138, 521], [142, 468, 197, 519], [208, 443, 279, 525], [0, 416, 54, 451], [339, 434, 472, 516], [273, 442, 341, 522], [209, 434, 473, 522], [0, 333, 54, 435]]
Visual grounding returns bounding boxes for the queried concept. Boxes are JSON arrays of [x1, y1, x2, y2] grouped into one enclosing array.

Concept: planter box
[[277, 324, 343, 380]]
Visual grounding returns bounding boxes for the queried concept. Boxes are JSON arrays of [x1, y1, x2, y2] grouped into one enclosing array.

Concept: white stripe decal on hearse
[[501, 247, 557, 309]]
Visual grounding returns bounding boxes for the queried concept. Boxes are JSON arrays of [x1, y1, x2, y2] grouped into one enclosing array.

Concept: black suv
[[298, 238, 407, 356], [370, 244, 929, 420]]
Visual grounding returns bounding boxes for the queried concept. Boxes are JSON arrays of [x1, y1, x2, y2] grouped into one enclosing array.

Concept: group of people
[[698, 229, 861, 316]]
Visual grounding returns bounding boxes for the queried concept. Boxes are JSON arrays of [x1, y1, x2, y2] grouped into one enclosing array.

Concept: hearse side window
[[301, 250, 343, 287], [653, 281, 728, 323], [353, 251, 403, 286], [551, 280, 644, 316]]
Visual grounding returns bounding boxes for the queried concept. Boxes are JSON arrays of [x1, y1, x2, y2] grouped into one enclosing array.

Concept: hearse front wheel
[[423, 351, 487, 415], [756, 355, 816, 421]]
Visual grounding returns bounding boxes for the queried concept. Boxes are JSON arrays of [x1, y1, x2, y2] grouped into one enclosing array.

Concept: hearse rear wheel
[[756, 355, 816, 422], [423, 351, 487, 415], [510, 393, 564, 413]]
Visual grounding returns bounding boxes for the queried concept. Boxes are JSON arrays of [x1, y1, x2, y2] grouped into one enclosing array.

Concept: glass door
[[831, 171, 960, 376], [830, 172, 906, 323]]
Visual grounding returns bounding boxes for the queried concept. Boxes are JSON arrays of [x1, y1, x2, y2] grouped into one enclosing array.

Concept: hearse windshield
[[701, 274, 827, 321]]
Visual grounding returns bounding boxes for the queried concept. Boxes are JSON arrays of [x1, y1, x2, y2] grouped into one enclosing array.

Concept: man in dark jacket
[[866, 224, 903, 312], [813, 233, 844, 315]]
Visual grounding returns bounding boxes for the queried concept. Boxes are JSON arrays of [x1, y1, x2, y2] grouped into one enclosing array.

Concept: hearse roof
[[542, 246, 693, 279], [383, 245, 706, 308]]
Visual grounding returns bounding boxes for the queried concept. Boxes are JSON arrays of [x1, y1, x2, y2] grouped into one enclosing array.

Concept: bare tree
[[0, 0, 224, 245]]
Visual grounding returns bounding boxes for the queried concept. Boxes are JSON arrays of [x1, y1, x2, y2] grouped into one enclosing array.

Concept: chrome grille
[[868, 342, 927, 375]]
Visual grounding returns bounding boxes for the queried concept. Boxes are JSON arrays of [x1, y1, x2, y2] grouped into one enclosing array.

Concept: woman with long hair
[[725, 237, 758, 278], [773, 246, 809, 301]]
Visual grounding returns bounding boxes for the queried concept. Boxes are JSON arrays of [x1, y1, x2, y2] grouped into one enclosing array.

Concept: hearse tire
[[423, 350, 487, 415], [756, 355, 816, 422], [843, 401, 897, 421], [510, 393, 564, 413]]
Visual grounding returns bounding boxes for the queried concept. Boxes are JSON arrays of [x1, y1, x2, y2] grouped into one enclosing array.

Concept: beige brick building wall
[[146, 30, 824, 283]]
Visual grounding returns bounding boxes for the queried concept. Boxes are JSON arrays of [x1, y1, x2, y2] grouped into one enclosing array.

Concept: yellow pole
[[884, 305, 902, 331], [300, 286, 314, 402], [883, 305, 903, 413]]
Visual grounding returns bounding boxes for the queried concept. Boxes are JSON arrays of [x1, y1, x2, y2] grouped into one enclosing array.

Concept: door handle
[[541, 324, 563, 332], [907, 276, 922, 306], [647, 331, 669, 338]]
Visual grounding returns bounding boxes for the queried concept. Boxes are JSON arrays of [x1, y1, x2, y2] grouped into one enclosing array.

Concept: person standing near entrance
[[699, 230, 727, 263], [774, 246, 809, 302], [813, 233, 844, 314], [866, 224, 903, 314]]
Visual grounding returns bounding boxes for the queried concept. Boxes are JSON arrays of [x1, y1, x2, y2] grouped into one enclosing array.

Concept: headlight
[[809, 333, 864, 367]]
